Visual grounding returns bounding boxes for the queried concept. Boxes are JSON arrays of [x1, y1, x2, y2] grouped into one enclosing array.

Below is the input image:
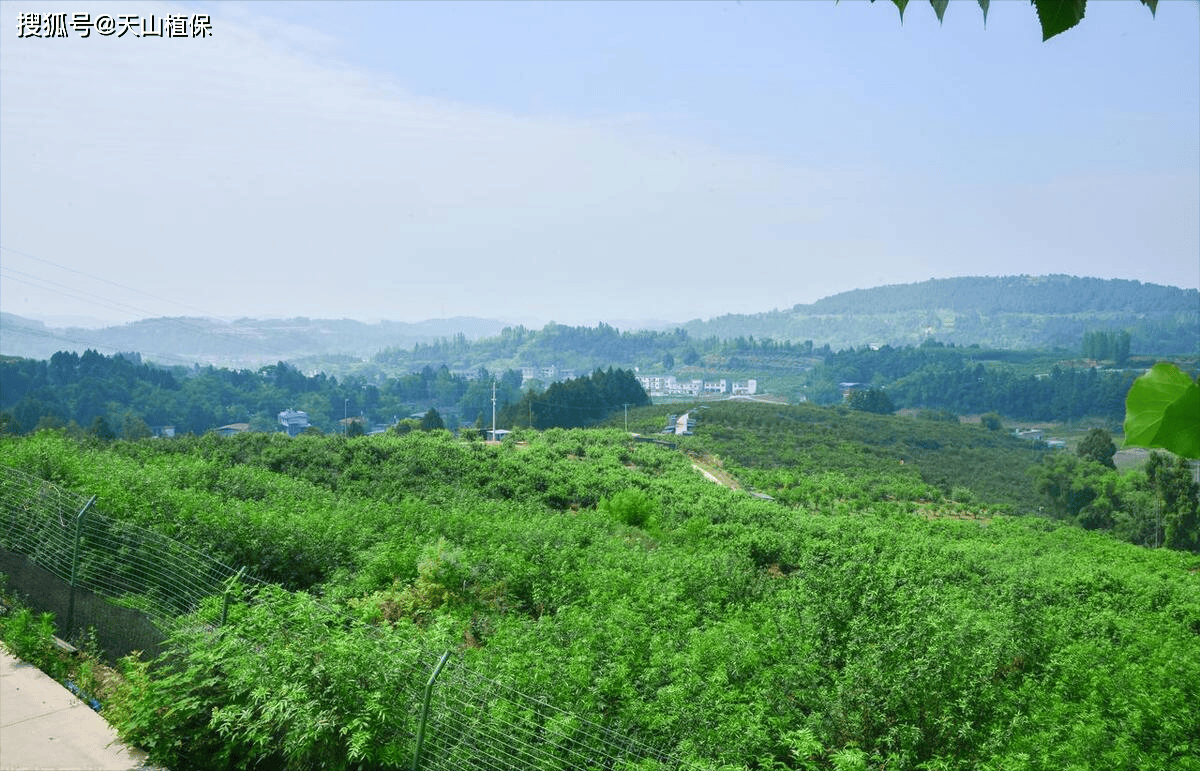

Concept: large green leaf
[[1033, 0, 1087, 41], [1123, 362, 1200, 459], [930, 0, 950, 24]]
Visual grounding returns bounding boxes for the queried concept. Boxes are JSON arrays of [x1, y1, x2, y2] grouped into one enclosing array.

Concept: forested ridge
[[1, 426, 1197, 770], [3, 277, 1195, 374], [799, 276, 1195, 315], [685, 276, 1198, 353]]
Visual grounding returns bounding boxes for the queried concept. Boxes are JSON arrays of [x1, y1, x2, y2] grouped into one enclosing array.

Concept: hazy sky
[[2, 0, 1197, 329]]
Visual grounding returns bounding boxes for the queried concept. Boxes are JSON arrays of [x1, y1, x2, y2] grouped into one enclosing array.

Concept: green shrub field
[[656, 401, 1053, 513], [2, 423, 1198, 770]]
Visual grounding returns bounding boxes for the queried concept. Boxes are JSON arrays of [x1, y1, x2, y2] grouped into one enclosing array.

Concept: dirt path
[[690, 455, 741, 490]]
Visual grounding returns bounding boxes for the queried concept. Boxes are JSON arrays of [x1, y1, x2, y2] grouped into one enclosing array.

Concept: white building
[[639, 375, 748, 397], [638, 375, 669, 393], [278, 409, 310, 437], [522, 365, 577, 385], [731, 379, 757, 395]]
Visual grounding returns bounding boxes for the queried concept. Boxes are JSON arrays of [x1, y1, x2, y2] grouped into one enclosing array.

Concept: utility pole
[[623, 403, 629, 432], [491, 379, 497, 441]]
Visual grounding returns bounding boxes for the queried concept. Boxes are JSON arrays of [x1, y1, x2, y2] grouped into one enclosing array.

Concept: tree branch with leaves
[[873, 0, 1158, 42]]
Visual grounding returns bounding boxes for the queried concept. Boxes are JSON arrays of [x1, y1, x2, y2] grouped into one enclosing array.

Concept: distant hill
[[3, 275, 1195, 369], [684, 275, 1198, 353], [0, 313, 510, 368]]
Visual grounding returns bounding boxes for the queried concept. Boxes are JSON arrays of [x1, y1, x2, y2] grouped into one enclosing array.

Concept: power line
[[0, 321, 199, 366], [0, 247, 306, 363], [1, 244, 226, 320], [0, 272, 264, 363], [1, 267, 175, 322]]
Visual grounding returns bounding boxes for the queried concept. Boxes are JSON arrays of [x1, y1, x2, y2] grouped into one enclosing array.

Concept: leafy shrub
[[1076, 427, 1117, 469], [108, 588, 426, 771], [602, 488, 658, 528], [949, 486, 976, 504], [846, 388, 895, 414], [350, 538, 474, 625], [0, 607, 65, 680], [0, 590, 114, 713], [980, 412, 1003, 431]]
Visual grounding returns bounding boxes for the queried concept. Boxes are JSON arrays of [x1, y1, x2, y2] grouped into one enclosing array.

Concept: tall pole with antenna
[[491, 379, 497, 441]]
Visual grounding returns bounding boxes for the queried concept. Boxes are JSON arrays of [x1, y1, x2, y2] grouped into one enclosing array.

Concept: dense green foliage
[[845, 388, 894, 415], [1031, 450, 1199, 549], [420, 407, 445, 432], [0, 339, 1168, 442], [377, 322, 704, 375], [1082, 330, 1131, 365], [808, 343, 1142, 420], [4, 425, 1198, 770], [3, 289, 1194, 437], [499, 367, 649, 429], [1075, 428, 1117, 469], [0, 353, 644, 437], [0, 351, 526, 436], [659, 401, 1198, 552]]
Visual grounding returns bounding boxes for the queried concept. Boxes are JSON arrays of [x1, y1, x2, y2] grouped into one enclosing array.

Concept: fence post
[[64, 496, 96, 638], [221, 566, 246, 626], [412, 650, 452, 771]]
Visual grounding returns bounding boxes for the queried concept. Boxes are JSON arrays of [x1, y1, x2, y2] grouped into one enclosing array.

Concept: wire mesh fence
[[1, 465, 250, 622], [420, 650, 679, 771], [1, 467, 91, 582], [0, 465, 691, 770]]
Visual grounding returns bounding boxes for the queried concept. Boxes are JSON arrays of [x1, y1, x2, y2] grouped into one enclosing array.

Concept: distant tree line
[[889, 364, 1138, 422], [0, 351, 646, 437], [0, 350, 526, 436], [499, 368, 649, 430], [1081, 329, 1131, 364], [846, 388, 896, 415], [807, 341, 1142, 421], [0, 322, 1178, 437], [375, 322, 723, 375]]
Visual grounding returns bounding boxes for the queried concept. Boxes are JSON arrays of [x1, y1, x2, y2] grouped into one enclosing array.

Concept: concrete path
[[0, 648, 149, 771]]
